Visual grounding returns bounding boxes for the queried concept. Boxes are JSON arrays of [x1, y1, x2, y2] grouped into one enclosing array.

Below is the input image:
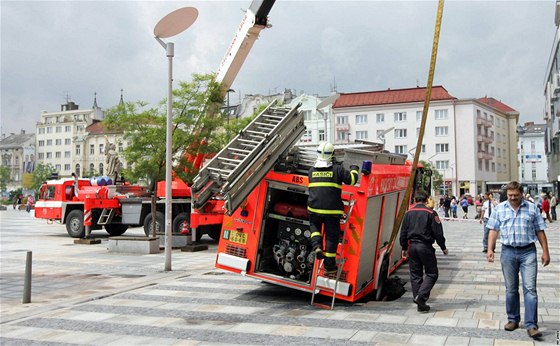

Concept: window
[[395, 145, 407, 154], [118, 143, 124, 152], [435, 143, 449, 153], [302, 110, 313, 121], [421, 144, 426, 153], [435, 126, 448, 136], [356, 114, 367, 124], [90, 145, 95, 155], [55, 152, 61, 159], [497, 148, 501, 158], [47, 127, 53, 134], [99, 144, 104, 154], [46, 152, 52, 159], [75, 145, 81, 155], [89, 163, 95, 173], [394, 128, 407, 138], [55, 139, 61, 145], [490, 115, 494, 125], [55, 164, 61, 171], [337, 131, 348, 141], [356, 130, 368, 139], [416, 111, 422, 121], [64, 151, 71, 158], [492, 162, 495, 172], [416, 127, 420, 137], [99, 163, 104, 175], [56, 126, 62, 133], [77, 125, 85, 132], [337, 116, 348, 124], [376, 113, 384, 123], [318, 130, 325, 141], [478, 159, 483, 170], [64, 164, 71, 171], [65, 125, 71, 132], [75, 164, 80, 176], [65, 138, 71, 145], [38, 128, 45, 134], [38, 140, 45, 147], [38, 153, 44, 159], [394, 112, 407, 122], [434, 109, 448, 120], [46, 139, 52, 146], [436, 160, 449, 170], [531, 141, 536, 150], [485, 160, 490, 172]]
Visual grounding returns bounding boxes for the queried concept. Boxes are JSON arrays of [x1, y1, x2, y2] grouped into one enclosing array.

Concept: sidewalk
[[1, 208, 559, 345]]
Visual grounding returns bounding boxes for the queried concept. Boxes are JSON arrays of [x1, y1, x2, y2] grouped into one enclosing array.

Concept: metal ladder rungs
[[98, 208, 114, 225], [254, 121, 278, 127], [207, 167, 233, 176], [245, 129, 268, 136], [237, 138, 260, 145], [218, 157, 243, 164], [263, 114, 284, 120], [228, 148, 251, 154]]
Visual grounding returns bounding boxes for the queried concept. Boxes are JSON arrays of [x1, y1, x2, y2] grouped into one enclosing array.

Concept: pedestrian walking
[[400, 190, 448, 313], [486, 181, 550, 339], [541, 194, 552, 223], [307, 142, 359, 274], [443, 195, 451, 217], [460, 196, 469, 219], [550, 192, 557, 221], [479, 192, 496, 253], [25, 194, 34, 213], [450, 197, 458, 218]]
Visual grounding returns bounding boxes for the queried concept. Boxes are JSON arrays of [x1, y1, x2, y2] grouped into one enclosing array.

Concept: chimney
[[61, 101, 79, 111]]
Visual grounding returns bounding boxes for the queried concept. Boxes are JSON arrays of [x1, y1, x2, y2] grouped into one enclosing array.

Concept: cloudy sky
[[1, 0, 556, 136]]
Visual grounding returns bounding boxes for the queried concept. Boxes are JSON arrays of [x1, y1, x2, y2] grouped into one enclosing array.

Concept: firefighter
[[307, 142, 359, 274], [400, 189, 448, 313]]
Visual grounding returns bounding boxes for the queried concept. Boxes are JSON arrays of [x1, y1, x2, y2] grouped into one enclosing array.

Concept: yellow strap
[[308, 182, 342, 189], [307, 206, 344, 215], [310, 232, 322, 238], [350, 170, 359, 185], [324, 252, 336, 258]]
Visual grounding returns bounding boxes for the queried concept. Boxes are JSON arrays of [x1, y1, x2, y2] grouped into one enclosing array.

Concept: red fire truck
[[196, 121, 431, 304]]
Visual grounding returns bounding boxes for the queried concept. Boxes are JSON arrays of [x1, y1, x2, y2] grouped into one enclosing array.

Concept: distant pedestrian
[[443, 196, 451, 217], [487, 181, 550, 339], [460, 196, 469, 219], [450, 197, 458, 218], [25, 194, 34, 213], [479, 192, 496, 253], [541, 195, 552, 223], [550, 192, 557, 221], [400, 190, 448, 313]]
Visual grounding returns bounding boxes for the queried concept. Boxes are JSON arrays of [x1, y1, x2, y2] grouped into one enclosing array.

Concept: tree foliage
[[0, 166, 10, 194], [420, 160, 443, 196], [31, 163, 56, 192], [103, 73, 249, 189]]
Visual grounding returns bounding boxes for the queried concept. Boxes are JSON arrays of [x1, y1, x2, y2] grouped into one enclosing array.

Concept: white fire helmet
[[315, 142, 334, 168]]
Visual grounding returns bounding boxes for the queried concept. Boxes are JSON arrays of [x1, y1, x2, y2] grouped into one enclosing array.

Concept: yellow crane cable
[[387, 0, 445, 253]]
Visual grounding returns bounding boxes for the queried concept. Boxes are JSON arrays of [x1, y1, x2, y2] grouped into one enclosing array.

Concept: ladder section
[[191, 101, 304, 213], [97, 208, 115, 225]]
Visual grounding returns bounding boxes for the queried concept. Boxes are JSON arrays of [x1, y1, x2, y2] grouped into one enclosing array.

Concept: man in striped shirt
[[487, 181, 550, 339]]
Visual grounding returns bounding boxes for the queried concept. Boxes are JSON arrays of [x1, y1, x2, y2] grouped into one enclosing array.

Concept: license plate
[[228, 230, 247, 245]]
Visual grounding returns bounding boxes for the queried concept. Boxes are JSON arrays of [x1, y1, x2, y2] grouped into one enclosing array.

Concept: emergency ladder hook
[[310, 195, 356, 310]]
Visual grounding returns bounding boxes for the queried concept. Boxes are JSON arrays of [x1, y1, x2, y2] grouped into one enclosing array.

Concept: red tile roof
[[477, 97, 517, 113], [86, 120, 121, 135], [333, 86, 456, 108]]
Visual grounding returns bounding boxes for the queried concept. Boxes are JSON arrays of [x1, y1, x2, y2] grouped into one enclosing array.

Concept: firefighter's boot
[[310, 232, 324, 259], [323, 253, 337, 274]]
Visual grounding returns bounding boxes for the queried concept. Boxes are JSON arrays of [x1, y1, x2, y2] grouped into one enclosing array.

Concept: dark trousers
[[309, 213, 340, 266], [408, 242, 439, 302]]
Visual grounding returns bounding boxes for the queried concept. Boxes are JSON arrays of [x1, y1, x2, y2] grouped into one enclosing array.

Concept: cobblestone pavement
[[1, 207, 558, 345]]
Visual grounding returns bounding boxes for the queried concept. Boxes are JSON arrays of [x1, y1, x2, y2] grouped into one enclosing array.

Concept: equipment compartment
[[255, 180, 315, 284]]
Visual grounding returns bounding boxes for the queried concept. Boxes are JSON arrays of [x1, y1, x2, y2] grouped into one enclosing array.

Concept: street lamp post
[[154, 7, 198, 272]]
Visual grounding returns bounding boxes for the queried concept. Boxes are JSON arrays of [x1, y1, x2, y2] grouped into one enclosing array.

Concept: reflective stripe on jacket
[[307, 164, 358, 215]]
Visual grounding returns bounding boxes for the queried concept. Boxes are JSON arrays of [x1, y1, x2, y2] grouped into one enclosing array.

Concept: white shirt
[[482, 199, 496, 219]]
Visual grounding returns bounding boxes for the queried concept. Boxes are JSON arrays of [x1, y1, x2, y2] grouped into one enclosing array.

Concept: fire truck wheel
[[66, 210, 85, 238], [143, 211, 164, 236], [172, 212, 190, 234], [105, 224, 128, 236], [208, 225, 222, 241], [374, 257, 390, 301]]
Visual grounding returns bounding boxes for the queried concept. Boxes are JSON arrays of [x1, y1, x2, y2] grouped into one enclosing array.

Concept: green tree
[[0, 166, 10, 195], [104, 73, 231, 189], [31, 163, 56, 192]]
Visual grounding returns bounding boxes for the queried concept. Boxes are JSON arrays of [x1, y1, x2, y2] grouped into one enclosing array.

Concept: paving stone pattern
[[0, 207, 558, 345]]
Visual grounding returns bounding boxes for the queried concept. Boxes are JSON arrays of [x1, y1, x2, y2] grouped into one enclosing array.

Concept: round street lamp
[[153, 7, 198, 272]]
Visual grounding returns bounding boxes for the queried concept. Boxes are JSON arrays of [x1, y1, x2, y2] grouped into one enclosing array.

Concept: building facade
[[332, 86, 519, 198], [543, 0, 560, 194], [517, 122, 552, 195], [0, 130, 36, 193]]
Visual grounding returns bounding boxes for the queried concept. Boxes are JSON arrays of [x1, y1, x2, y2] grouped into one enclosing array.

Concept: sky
[[1, 0, 557, 136]]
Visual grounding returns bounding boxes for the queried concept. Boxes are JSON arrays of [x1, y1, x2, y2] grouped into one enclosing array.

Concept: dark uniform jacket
[[400, 203, 446, 251], [307, 164, 358, 215]]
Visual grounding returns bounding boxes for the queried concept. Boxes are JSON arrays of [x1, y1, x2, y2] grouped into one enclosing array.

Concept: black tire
[[375, 257, 390, 301], [66, 209, 85, 238], [143, 211, 164, 236], [208, 225, 222, 241], [172, 212, 190, 234], [105, 224, 128, 236]]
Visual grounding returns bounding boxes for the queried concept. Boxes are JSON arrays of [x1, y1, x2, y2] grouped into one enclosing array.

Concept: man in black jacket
[[400, 190, 448, 312], [307, 142, 359, 274]]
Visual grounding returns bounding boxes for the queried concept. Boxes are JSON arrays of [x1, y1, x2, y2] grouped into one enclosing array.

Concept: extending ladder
[[191, 100, 304, 214], [310, 197, 356, 310], [97, 208, 115, 225]]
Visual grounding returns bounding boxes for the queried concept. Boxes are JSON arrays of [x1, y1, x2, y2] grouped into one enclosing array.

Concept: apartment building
[[517, 122, 552, 194], [332, 86, 519, 197], [0, 130, 35, 192], [543, 0, 560, 194]]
